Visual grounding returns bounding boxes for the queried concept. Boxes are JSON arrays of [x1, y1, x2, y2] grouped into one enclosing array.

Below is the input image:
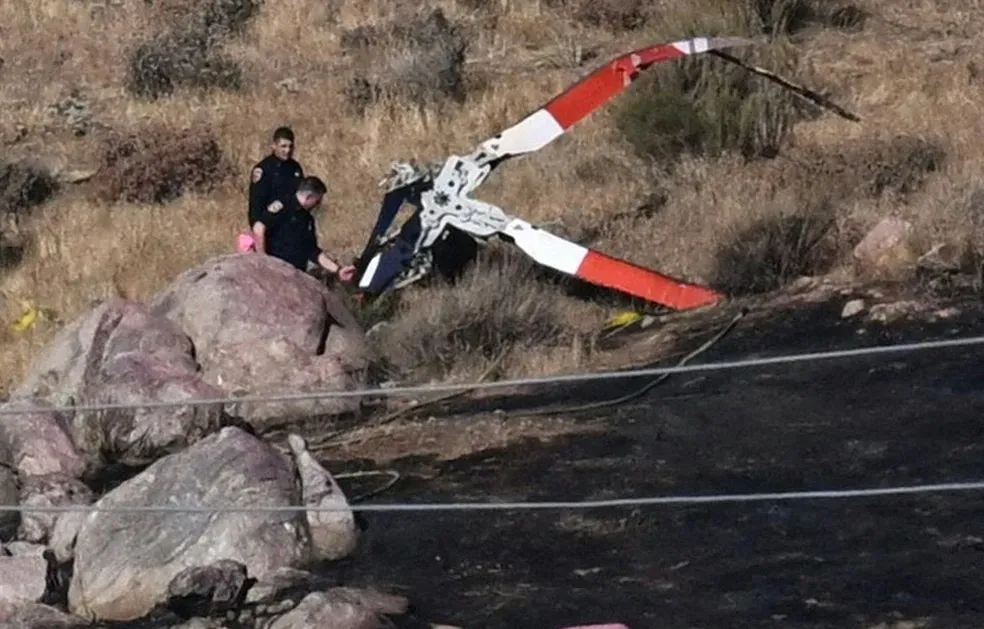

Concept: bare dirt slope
[[2, 0, 984, 392], [313, 282, 984, 629]]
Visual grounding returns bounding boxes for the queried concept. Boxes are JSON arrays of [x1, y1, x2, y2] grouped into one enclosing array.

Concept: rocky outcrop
[[11, 300, 225, 470], [165, 559, 254, 620], [0, 399, 84, 479], [149, 254, 372, 430], [0, 255, 393, 627], [17, 474, 93, 545], [0, 399, 92, 544], [67, 427, 308, 621], [66, 426, 358, 622]]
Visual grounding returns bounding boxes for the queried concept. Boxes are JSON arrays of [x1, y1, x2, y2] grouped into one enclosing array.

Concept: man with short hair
[[253, 176, 356, 282], [243, 126, 304, 251]]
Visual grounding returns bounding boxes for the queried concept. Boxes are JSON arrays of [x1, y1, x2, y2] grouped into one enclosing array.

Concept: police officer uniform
[[256, 194, 323, 272], [248, 154, 304, 228]]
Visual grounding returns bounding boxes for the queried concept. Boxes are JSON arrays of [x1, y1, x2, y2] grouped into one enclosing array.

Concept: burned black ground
[[324, 284, 984, 629]]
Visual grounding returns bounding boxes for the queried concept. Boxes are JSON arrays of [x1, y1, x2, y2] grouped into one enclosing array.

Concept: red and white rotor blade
[[503, 219, 722, 311], [482, 36, 755, 159]]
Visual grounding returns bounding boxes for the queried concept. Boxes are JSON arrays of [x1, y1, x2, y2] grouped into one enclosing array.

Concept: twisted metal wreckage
[[351, 35, 859, 312]]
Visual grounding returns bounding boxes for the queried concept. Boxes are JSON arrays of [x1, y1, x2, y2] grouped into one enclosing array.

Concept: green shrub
[[614, 51, 802, 164]]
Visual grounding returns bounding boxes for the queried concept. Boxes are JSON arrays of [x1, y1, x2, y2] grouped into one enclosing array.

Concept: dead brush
[[126, 27, 244, 100], [368, 245, 572, 382], [0, 160, 57, 273], [750, 0, 867, 34], [339, 8, 470, 117], [125, 0, 263, 99], [542, 0, 651, 32], [707, 133, 945, 296], [147, 0, 264, 36], [93, 125, 233, 204], [0, 160, 57, 218], [711, 201, 842, 295], [777, 135, 947, 204]]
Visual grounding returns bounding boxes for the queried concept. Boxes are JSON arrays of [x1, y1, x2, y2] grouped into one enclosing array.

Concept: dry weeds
[[318, 413, 601, 463], [1, 0, 982, 393], [366, 243, 605, 383], [93, 124, 233, 204]]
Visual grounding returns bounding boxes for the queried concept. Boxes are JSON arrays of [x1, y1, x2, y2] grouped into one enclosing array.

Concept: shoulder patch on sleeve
[[267, 200, 283, 214], [252, 167, 263, 183]]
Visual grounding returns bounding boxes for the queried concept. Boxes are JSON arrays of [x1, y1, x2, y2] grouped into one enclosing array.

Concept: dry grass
[[2, 0, 984, 394], [318, 414, 601, 463], [365, 244, 605, 383]]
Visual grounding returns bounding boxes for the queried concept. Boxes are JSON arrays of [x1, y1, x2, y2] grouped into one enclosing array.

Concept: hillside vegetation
[[0, 0, 981, 391]]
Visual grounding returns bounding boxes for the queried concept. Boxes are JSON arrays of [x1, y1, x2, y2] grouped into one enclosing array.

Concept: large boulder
[[12, 299, 225, 470], [67, 427, 313, 622], [0, 399, 92, 543], [149, 254, 372, 430]]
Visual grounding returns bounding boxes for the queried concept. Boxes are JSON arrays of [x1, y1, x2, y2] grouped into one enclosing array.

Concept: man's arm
[[309, 244, 356, 282], [248, 165, 270, 224], [316, 250, 340, 274], [315, 250, 356, 282], [253, 200, 285, 254]]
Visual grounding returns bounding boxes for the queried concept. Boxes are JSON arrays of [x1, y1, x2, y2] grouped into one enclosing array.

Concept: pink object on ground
[[236, 233, 256, 253], [561, 625, 629, 629]]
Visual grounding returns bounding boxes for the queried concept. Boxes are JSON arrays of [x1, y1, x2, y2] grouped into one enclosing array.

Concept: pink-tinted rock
[[0, 399, 84, 479], [13, 299, 224, 469], [68, 427, 311, 622], [149, 254, 372, 429]]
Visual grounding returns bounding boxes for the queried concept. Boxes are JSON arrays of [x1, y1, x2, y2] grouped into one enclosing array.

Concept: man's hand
[[338, 265, 356, 283], [251, 221, 266, 253]]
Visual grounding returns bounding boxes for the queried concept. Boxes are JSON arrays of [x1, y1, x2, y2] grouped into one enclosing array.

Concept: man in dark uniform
[[247, 126, 304, 243], [253, 176, 356, 282]]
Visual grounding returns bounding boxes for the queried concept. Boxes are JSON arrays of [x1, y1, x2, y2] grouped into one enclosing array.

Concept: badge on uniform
[[252, 167, 263, 183]]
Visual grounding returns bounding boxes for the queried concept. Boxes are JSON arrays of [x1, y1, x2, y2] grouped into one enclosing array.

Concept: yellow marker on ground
[[11, 301, 39, 332], [604, 311, 642, 330]]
